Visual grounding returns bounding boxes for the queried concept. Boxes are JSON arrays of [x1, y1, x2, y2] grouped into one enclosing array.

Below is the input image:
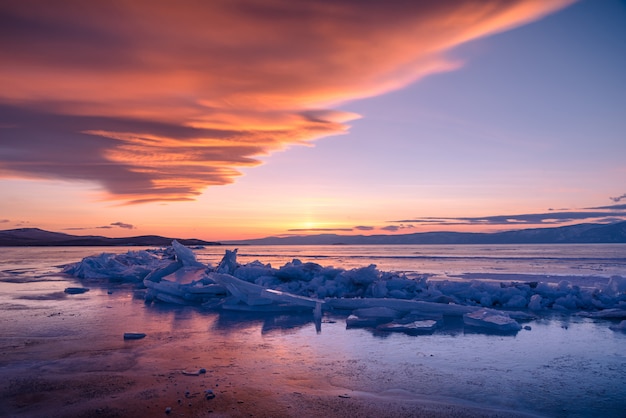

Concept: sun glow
[[302, 221, 318, 231]]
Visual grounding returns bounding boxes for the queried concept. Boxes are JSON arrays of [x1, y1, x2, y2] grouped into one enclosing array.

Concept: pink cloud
[[0, 0, 575, 203]]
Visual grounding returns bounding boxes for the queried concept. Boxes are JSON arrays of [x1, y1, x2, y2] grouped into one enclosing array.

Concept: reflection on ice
[[62, 241, 626, 335], [212, 310, 319, 335]]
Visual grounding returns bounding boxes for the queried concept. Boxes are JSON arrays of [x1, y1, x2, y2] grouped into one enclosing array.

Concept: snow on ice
[[62, 241, 626, 334]]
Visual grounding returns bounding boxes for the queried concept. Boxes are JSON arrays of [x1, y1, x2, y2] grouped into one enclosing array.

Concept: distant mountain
[[0, 228, 221, 247], [225, 221, 626, 245], [2, 221, 625, 247]]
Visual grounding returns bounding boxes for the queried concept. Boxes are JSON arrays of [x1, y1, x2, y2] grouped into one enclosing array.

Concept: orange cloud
[[0, 0, 575, 203]]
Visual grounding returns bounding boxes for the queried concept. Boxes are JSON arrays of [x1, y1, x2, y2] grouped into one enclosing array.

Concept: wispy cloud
[[0, 219, 9, 224], [381, 224, 416, 232], [354, 226, 375, 231], [391, 205, 626, 227], [610, 193, 626, 203], [108, 222, 135, 230], [0, 0, 574, 203], [587, 204, 626, 210], [64, 222, 136, 231]]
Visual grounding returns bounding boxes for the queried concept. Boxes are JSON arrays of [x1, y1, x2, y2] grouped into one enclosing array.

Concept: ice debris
[[171, 240, 205, 268], [577, 308, 626, 319], [463, 309, 522, 333], [63, 248, 173, 281], [377, 319, 439, 334], [63, 242, 626, 333]]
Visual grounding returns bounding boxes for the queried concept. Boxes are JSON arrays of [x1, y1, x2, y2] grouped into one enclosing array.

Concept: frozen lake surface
[[1, 244, 625, 417], [195, 243, 626, 281]]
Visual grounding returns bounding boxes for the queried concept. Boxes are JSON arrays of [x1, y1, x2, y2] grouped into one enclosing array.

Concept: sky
[[1, 0, 625, 241]]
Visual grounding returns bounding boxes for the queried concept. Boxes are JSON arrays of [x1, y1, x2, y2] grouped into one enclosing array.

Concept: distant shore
[[0, 227, 221, 247], [2, 221, 626, 247]]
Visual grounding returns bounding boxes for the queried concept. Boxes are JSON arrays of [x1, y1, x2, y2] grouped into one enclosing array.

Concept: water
[[1, 244, 626, 417]]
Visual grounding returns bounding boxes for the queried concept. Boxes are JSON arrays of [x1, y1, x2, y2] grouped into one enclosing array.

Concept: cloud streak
[[381, 224, 416, 232], [64, 222, 136, 231], [0, 0, 574, 203], [287, 228, 353, 232], [392, 205, 626, 227], [610, 193, 626, 203], [108, 222, 135, 230]]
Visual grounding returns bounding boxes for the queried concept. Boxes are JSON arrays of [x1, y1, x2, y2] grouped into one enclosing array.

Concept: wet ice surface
[[1, 245, 626, 417], [1, 287, 625, 417], [298, 315, 626, 417]]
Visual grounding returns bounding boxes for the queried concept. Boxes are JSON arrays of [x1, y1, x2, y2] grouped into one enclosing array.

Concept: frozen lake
[[1, 244, 625, 417]]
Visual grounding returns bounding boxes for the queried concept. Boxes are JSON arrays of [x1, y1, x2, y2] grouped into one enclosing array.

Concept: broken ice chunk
[[327, 298, 477, 316], [528, 294, 543, 311], [354, 306, 402, 320], [186, 283, 228, 295], [377, 320, 439, 334], [172, 240, 205, 268], [216, 249, 239, 274], [604, 276, 626, 296], [346, 315, 381, 328], [165, 266, 208, 285], [261, 288, 325, 309], [346, 307, 402, 328], [578, 309, 626, 319], [463, 309, 521, 333], [63, 250, 165, 281]]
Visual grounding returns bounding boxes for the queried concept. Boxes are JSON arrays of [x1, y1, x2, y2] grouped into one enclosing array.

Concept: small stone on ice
[[64, 287, 89, 294], [182, 369, 203, 376], [123, 332, 146, 340], [524, 325, 532, 330]]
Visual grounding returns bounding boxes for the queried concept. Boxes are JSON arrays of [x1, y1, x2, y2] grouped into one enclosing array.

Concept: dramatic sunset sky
[[1, 0, 625, 240]]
